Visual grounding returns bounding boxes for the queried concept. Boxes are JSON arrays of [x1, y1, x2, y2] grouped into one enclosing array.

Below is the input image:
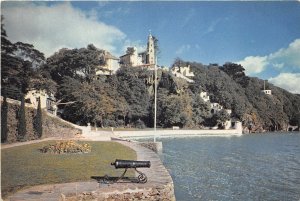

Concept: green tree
[[220, 62, 246, 79], [34, 98, 43, 138], [158, 93, 193, 128], [116, 67, 150, 124], [59, 77, 117, 127], [1, 16, 46, 99], [17, 95, 26, 141], [1, 16, 23, 99], [206, 110, 230, 128], [45, 44, 102, 84], [192, 94, 211, 127], [1, 96, 8, 143], [117, 96, 130, 123]]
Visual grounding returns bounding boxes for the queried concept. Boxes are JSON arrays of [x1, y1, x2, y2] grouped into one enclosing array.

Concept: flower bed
[[40, 140, 91, 154]]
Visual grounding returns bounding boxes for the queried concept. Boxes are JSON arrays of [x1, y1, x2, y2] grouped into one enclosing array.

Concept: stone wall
[[1, 97, 81, 143], [63, 182, 175, 201], [139, 142, 163, 153]]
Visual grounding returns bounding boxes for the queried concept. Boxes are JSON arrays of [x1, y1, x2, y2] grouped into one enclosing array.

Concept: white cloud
[[98, 3, 131, 19], [236, 39, 300, 75], [273, 63, 284, 69], [236, 56, 268, 75], [269, 73, 300, 94], [175, 44, 191, 55], [2, 2, 126, 57], [269, 39, 300, 69]]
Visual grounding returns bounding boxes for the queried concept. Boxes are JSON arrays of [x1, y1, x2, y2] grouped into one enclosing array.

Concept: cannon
[[111, 159, 151, 183]]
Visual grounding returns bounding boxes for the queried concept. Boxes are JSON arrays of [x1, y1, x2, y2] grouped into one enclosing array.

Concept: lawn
[[1, 141, 136, 198]]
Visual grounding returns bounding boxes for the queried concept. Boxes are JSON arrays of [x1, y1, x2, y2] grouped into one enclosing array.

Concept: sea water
[[159, 133, 300, 201]]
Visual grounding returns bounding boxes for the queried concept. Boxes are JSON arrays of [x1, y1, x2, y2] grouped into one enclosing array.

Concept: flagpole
[[154, 57, 157, 142]]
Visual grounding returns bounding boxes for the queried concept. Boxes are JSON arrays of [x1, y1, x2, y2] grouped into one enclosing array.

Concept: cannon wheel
[[137, 173, 147, 183], [135, 168, 148, 183]]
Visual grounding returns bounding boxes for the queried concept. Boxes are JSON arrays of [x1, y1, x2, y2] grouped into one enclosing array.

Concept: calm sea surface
[[159, 133, 300, 201]]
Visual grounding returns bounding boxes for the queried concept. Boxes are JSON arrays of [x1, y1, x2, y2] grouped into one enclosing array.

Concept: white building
[[171, 65, 194, 77], [210, 102, 223, 114], [224, 120, 232, 130], [96, 50, 119, 76], [119, 47, 142, 67], [225, 109, 232, 115], [171, 65, 195, 83], [210, 103, 232, 115], [261, 80, 272, 95], [261, 90, 272, 95], [25, 89, 56, 114], [120, 33, 156, 68], [199, 91, 210, 102]]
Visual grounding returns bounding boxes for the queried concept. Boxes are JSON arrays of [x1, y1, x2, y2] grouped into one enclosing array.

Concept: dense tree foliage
[[1, 17, 24, 99], [187, 60, 299, 131], [1, 16, 48, 99], [116, 67, 150, 124], [44, 44, 104, 84]]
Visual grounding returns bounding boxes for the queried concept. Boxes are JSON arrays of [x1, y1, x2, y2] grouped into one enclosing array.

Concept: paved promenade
[[113, 129, 242, 139], [4, 134, 175, 201]]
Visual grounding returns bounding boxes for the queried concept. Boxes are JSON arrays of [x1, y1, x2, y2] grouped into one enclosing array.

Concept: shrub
[[40, 140, 91, 154], [117, 119, 125, 127], [34, 98, 43, 138], [1, 96, 8, 143], [134, 119, 146, 129], [102, 119, 117, 127]]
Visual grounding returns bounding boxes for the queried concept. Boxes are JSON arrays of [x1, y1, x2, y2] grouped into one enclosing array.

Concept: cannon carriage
[[111, 159, 151, 183]]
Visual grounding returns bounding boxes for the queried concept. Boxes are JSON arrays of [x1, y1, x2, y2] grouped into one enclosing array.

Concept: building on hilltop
[[144, 33, 156, 65], [225, 109, 232, 115], [210, 102, 232, 116], [171, 65, 195, 77], [96, 50, 119, 76], [262, 89, 272, 95], [200, 91, 210, 102], [120, 33, 156, 68], [210, 102, 223, 114], [119, 47, 143, 67], [261, 80, 272, 95], [170, 65, 195, 83]]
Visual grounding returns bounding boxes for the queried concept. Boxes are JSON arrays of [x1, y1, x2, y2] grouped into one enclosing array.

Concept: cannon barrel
[[111, 159, 151, 169]]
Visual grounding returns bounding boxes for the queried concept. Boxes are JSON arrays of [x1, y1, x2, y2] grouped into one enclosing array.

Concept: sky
[[2, 1, 300, 94]]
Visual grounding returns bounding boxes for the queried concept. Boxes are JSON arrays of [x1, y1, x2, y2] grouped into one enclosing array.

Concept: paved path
[[1, 137, 62, 150], [1, 128, 112, 150]]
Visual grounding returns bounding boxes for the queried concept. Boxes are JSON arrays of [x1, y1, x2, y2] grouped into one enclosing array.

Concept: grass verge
[[1, 141, 136, 198]]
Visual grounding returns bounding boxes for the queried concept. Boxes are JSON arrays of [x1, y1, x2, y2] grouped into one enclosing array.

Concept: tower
[[147, 33, 155, 65], [261, 80, 272, 95]]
